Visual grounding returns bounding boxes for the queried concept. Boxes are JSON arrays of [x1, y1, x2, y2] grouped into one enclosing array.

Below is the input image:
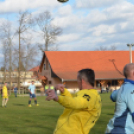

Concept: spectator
[[106, 84, 109, 93], [13, 86, 18, 97], [40, 85, 45, 96]]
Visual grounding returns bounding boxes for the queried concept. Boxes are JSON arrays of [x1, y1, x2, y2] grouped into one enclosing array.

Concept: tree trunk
[[18, 28, 21, 94]]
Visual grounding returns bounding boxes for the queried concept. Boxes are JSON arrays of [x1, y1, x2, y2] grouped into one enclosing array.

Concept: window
[[96, 81, 101, 87], [44, 64, 46, 70], [49, 64, 51, 69], [111, 80, 118, 86], [48, 81, 52, 84]]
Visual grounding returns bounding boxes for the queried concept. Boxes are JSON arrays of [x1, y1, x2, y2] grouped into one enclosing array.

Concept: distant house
[[39, 51, 133, 91], [0, 71, 42, 88]]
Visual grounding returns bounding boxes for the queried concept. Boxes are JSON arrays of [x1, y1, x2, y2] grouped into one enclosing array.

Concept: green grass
[[0, 93, 115, 134]]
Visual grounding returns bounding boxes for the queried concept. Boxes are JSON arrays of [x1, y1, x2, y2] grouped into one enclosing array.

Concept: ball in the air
[[57, 0, 69, 2]]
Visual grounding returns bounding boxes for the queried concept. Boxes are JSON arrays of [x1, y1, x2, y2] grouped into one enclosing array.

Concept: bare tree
[[15, 11, 33, 92], [23, 42, 38, 81], [1, 40, 9, 83], [95, 46, 108, 51], [0, 11, 40, 94], [0, 21, 14, 93], [95, 45, 116, 51], [110, 45, 116, 51], [35, 11, 62, 51]]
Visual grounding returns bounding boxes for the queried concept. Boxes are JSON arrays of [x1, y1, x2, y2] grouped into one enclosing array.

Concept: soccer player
[[13, 86, 18, 97], [105, 63, 134, 134], [28, 81, 39, 107], [46, 69, 101, 134], [2, 82, 8, 107]]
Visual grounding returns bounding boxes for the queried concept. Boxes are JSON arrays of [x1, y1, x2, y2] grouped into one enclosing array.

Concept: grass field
[[0, 93, 115, 134]]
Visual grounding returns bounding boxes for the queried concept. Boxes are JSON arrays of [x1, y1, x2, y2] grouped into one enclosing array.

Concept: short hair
[[78, 68, 95, 87]]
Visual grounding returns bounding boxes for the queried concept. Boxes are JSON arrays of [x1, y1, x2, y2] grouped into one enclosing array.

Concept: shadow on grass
[[13, 103, 26, 106]]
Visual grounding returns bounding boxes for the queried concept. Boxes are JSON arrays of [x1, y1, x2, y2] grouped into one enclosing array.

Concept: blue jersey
[[28, 84, 36, 94], [14, 87, 18, 91], [106, 80, 134, 134]]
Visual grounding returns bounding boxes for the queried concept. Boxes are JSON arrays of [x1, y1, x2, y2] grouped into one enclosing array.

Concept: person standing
[[46, 69, 101, 134], [40, 85, 45, 96], [2, 82, 8, 107], [13, 86, 18, 97], [105, 63, 134, 134], [106, 84, 109, 93], [28, 81, 39, 107]]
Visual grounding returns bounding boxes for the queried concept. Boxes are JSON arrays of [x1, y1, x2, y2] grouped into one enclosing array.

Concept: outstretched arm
[[46, 89, 96, 110]]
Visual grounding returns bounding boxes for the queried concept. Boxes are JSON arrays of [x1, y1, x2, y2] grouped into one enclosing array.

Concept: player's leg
[[2, 98, 5, 107], [14, 91, 17, 97], [5, 98, 8, 107], [28, 96, 32, 107], [33, 95, 39, 106]]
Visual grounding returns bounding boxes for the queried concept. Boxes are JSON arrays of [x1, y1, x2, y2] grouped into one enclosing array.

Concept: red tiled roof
[[38, 75, 46, 80], [30, 66, 47, 81], [29, 66, 39, 72], [41, 51, 133, 80]]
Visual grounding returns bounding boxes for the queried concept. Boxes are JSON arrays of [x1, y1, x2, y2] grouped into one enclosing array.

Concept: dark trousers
[[14, 91, 17, 97]]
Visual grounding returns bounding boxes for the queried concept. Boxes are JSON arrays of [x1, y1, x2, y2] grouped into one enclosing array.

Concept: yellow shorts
[[3, 96, 8, 99]]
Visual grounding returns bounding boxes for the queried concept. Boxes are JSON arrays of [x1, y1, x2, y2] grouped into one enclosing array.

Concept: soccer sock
[[34, 100, 37, 104], [5, 99, 8, 106], [28, 100, 31, 104], [2, 99, 5, 107]]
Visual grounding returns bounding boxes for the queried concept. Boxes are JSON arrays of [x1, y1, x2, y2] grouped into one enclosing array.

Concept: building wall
[[41, 56, 51, 79], [40, 56, 122, 91], [64, 81, 78, 89]]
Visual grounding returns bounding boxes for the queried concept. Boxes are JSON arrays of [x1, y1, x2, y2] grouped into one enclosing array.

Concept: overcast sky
[[0, 0, 134, 51]]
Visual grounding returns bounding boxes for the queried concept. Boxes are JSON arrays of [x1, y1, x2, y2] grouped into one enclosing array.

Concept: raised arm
[[47, 89, 97, 110], [55, 84, 73, 97]]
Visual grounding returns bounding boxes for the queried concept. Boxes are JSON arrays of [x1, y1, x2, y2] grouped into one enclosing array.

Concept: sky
[[0, 0, 134, 52]]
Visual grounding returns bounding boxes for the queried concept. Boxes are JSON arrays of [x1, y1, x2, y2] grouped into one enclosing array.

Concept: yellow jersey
[[54, 88, 101, 134], [2, 85, 8, 96]]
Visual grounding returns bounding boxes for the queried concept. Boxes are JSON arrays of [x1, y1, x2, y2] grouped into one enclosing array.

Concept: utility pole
[[127, 44, 134, 63]]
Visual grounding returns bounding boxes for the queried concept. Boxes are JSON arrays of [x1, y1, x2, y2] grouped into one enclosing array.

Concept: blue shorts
[[29, 94, 36, 98]]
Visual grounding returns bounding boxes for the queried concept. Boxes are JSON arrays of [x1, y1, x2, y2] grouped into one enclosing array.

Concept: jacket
[[54, 88, 101, 134]]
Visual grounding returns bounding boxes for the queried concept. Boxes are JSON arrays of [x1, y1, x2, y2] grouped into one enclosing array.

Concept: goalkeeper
[[46, 69, 101, 134]]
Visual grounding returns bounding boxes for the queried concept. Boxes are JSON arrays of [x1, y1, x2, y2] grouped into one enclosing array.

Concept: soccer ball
[[57, 0, 69, 2]]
